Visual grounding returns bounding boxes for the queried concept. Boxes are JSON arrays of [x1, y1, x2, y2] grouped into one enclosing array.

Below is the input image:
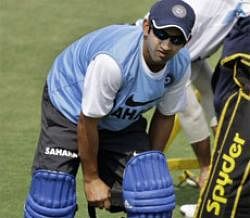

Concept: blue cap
[[149, 0, 195, 41]]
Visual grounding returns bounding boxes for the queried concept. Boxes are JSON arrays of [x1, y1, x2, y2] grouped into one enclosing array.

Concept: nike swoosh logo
[[125, 94, 161, 107]]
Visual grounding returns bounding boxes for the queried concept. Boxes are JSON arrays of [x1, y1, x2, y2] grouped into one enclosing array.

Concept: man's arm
[[148, 109, 175, 151], [78, 54, 122, 210], [77, 112, 110, 209]]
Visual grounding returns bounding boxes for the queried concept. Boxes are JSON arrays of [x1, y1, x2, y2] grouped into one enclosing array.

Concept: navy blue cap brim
[[151, 20, 189, 41]]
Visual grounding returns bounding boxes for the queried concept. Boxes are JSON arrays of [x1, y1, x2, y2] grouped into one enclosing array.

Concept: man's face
[[143, 19, 186, 71]]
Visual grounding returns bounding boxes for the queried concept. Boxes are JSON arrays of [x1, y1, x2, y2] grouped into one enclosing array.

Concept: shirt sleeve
[[157, 64, 191, 115], [82, 54, 122, 117]]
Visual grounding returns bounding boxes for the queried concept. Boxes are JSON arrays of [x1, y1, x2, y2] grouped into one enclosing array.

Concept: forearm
[[149, 109, 175, 151], [77, 113, 111, 208], [77, 112, 100, 182]]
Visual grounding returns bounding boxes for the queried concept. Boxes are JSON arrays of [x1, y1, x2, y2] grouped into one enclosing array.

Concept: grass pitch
[[0, 0, 220, 217]]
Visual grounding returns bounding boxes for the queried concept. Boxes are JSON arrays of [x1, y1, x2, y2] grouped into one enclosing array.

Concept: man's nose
[[160, 39, 173, 50]]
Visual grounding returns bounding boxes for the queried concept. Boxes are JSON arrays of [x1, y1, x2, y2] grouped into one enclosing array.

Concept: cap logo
[[172, 4, 187, 18]]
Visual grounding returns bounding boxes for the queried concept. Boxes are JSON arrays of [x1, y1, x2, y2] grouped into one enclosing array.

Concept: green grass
[[0, 0, 219, 217]]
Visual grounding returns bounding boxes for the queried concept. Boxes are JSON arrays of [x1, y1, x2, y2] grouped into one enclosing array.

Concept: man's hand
[[85, 177, 111, 209]]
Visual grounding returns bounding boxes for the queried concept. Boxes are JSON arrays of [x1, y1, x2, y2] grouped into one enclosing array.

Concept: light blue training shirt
[[47, 24, 190, 131]]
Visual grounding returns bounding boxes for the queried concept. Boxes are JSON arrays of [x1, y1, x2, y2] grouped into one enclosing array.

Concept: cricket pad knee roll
[[123, 151, 175, 218], [24, 170, 77, 218]]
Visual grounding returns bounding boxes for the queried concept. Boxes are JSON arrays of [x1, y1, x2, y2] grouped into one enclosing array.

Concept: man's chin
[[156, 57, 169, 65]]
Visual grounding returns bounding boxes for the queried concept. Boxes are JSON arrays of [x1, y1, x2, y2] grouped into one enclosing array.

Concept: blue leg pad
[[24, 170, 77, 218], [123, 151, 175, 218]]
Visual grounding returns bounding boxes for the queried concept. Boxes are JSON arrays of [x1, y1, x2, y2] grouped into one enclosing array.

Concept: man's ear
[[143, 19, 150, 36]]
